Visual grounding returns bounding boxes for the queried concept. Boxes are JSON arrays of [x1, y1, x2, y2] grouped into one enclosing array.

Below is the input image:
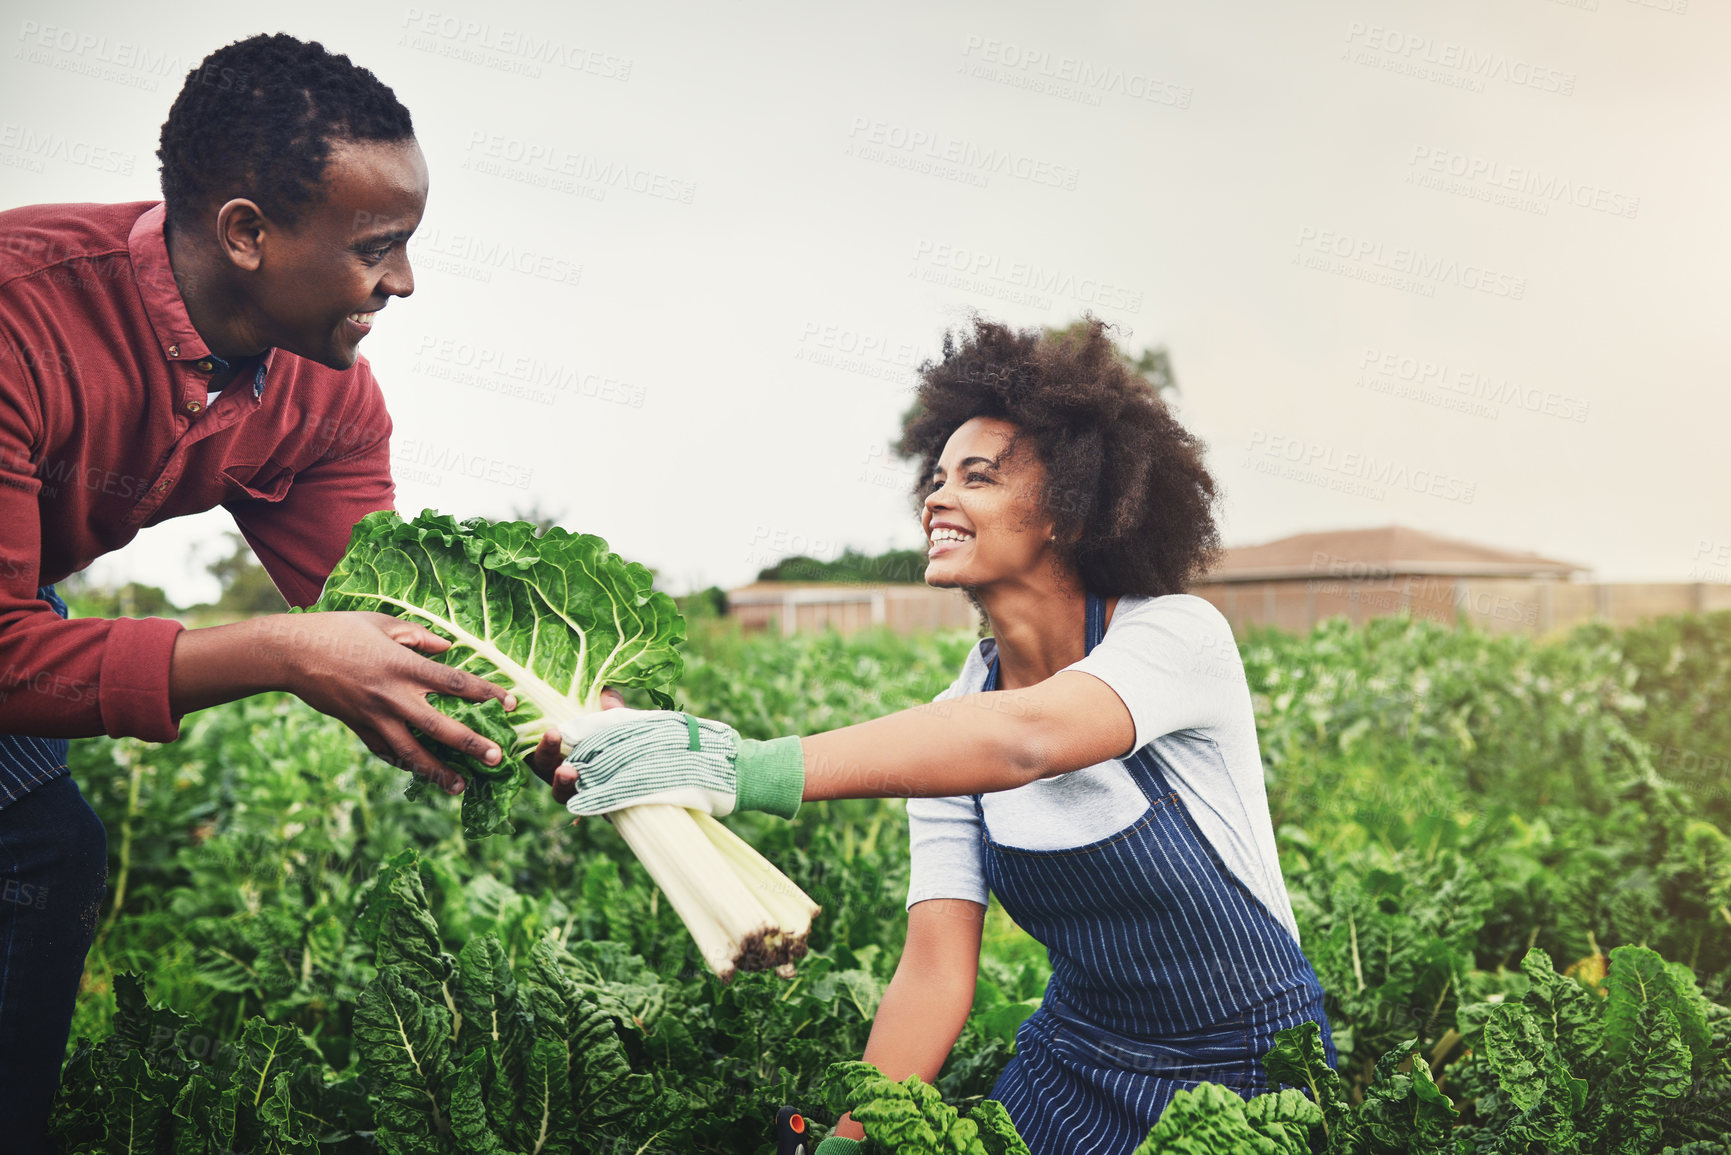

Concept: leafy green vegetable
[[311, 510, 684, 837], [50, 974, 356, 1154], [52, 606, 1731, 1153], [352, 850, 654, 1153], [824, 1060, 1027, 1155], [1260, 1019, 1354, 1148], [1134, 1083, 1318, 1155], [966, 1100, 1033, 1155]]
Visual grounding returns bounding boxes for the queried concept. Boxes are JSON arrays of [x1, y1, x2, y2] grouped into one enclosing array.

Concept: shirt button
[[196, 359, 214, 372], [167, 344, 179, 357], [184, 400, 203, 414]]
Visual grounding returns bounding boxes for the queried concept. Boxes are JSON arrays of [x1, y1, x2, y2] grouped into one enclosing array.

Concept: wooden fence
[[1193, 578, 1731, 639]]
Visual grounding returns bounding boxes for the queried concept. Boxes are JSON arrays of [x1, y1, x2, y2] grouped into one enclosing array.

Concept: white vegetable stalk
[[609, 805, 821, 981], [343, 563, 817, 981]]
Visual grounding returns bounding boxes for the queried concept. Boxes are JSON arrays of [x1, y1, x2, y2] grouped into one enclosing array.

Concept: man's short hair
[[157, 33, 415, 230]]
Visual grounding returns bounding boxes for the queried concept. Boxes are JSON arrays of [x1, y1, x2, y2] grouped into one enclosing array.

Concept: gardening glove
[[560, 707, 804, 819], [814, 1138, 864, 1154]]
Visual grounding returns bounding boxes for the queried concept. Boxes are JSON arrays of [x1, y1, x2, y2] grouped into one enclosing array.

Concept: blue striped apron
[[975, 592, 1336, 1154], [0, 588, 73, 810]]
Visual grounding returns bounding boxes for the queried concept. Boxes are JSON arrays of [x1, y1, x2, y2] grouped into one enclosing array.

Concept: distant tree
[[509, 501, 564, 535], [201, 532, 288, 615], [55, 573, 179, 619], [1125, 345, 1176, 397], [1044, 318, 1178, 398], [757, 548, 927, 584], [676, 585, 729, 620]]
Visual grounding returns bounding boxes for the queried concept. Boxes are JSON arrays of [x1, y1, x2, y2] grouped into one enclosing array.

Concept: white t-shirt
[[905, 594, 1303, 946]]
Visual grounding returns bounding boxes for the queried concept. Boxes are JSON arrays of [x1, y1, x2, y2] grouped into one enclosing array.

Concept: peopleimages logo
[[1406, 146, 1639, 220], [399, 9, 632, 79], [845, 117, 1080, 191], [1342, 22, 1576, 95], [958, 36, 1192, 109], [410, 228, 583, 286], [910, 240, 1144, 313], [393, 439, 533, 491], [0, 123, 134, 175], [1293, 227, 1526, 300], [1357, 347, 1590, 423], [13, 19, 185, 91], [1244, 430, 1477, 504], [462, 131, 696, 204]]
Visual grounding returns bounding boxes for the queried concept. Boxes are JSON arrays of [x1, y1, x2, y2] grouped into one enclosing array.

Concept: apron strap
[[1084, 590, 1107, 654], [972, 592, 1110, 818]]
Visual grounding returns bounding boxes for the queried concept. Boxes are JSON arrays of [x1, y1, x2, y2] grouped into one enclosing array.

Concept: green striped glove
[[560, 708, 804, 819], [814, 1139, 864, 1154]]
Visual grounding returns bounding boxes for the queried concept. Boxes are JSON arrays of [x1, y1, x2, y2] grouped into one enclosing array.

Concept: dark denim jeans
[[0, 774, 108, 1153], [0, 585, 109, 1152]]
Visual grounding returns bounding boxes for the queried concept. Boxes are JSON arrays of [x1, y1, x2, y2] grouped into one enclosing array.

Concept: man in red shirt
[[0, 34, 515, 1149]]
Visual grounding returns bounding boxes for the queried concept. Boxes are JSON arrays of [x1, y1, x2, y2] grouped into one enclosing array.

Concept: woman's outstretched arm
[[536, 669, 1135, 811], [829, 897, 986, 1142], [798, 670, 1135, 802]]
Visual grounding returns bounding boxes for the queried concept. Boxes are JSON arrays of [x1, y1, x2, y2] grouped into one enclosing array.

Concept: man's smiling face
[[248, 137, 429, 370]]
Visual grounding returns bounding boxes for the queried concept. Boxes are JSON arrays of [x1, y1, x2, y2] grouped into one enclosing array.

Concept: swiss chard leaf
[[1351, 1038, 1456, 1154], [824, 1060, 1009, 1155], [1261, 1020, 1355, 1148], [353, 967, 458, 1154], [311, 510, 684, 837], [1140, 1082, 1321, 1155]]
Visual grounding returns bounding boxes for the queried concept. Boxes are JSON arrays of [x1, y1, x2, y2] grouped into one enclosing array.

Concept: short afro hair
[[157, 33, 415, 230], [901, 315, 1224, 598]]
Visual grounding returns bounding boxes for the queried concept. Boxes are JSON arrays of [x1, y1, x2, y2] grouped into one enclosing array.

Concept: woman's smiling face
[[921, 416, 1057, 589]]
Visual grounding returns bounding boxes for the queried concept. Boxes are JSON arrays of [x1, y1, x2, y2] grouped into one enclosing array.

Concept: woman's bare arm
[[830, 898, 987, 1142], [799, 670, 1135, 802]]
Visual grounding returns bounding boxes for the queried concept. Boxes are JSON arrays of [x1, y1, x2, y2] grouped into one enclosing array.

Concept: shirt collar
[[129, 202, 272, 399]]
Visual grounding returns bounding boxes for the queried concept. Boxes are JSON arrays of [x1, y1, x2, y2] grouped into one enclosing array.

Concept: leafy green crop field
[[51, 610, 1731, 1153]]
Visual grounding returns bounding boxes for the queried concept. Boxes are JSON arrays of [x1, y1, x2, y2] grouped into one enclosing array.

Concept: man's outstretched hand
[[526, 688, 626, 816], [171, 610, 519, 795]]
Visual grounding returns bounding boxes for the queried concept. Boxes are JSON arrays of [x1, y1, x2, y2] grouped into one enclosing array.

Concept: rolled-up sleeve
[[0, 359, 183, 741], [227, 360, 396, 608]]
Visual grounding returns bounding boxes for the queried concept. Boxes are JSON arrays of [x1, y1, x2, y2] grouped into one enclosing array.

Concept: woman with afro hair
[[545, 316, 1337, 1154]]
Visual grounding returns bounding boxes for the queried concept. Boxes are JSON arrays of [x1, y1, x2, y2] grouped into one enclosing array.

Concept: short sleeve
[[1062, 595, 1242, 751], [904, 674, 988, 910]]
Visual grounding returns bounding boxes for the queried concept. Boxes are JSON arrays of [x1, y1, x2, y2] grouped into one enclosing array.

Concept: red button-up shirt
[[0, 200, 395, 744]]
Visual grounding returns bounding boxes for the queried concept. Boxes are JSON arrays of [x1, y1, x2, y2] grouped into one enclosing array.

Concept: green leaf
[[448, 1048, 519, 1155], [1516, 946, 1606, 1079], [1261, 1021, 1353, 1146], [311, 510, 685, 837], [823, 1060, 995, 1155], [1135, 1082, 1286, 1155], [968, 1100, 1032, 1155], [976, 999, 1041, 1047], [105, 1048, 180, 1154], [1602, 1002, 1692, 1155], [354, 967, 457, 1154], [1352, 1039, 1456, 1154], [1602, 945, 1713, 1078], [359, 850, 458, 1008], [171, 1074, 240, 1155], [1482, 1002, 1585, 1151], [1241, 1089, 1323, 1155]]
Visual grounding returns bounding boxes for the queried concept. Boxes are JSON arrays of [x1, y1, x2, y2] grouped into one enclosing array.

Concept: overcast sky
[[4, 0, 1727, 603]]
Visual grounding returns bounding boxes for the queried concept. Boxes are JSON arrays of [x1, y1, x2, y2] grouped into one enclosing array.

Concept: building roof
[[1198, 524, 1590, 583], [725, 581, 953, 604]]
